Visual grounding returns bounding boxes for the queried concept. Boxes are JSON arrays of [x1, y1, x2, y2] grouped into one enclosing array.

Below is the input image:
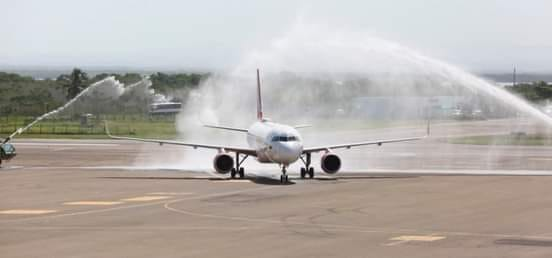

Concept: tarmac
[[2, 119, 552, 257]]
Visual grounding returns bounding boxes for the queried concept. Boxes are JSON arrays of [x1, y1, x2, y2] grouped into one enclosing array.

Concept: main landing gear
[[230, 152, 248, 179], [299, 153, 314, 179]]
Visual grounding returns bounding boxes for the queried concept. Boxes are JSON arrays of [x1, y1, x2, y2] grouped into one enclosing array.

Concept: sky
[[1, 0, 552, 72]]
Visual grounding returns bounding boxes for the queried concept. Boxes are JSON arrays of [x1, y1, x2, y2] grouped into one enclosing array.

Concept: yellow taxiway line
[[121, 196, 172, 202], [64, 201, 123, 206], [148, 192, 193, 196], [385, 235, 446, 246]]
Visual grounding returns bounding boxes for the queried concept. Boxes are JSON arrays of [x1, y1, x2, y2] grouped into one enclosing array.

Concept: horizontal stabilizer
[[293, 124, 312, 129]]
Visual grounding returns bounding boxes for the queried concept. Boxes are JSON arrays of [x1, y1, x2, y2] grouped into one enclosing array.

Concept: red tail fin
[[256, 69, 263, 121]]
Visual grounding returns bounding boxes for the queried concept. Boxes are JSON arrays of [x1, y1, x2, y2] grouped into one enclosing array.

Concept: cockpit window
[[271, 135, 298, 142]]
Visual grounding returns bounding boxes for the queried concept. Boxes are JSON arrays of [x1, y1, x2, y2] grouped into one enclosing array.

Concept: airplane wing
[[105, 122, 257, 156], [302, 135, 426, 154], [303, 120, 430, 153]]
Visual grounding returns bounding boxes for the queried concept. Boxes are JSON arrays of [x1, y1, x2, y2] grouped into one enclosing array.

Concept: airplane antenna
[[256, 69, 263, 121]]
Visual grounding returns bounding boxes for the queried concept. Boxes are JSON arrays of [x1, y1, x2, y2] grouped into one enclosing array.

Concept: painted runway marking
[[384, 239, 410, 246], [346, 169, 552, 176], [121, 196, 172, 202], [385, 235, 446, 246], [64, 201, 123, 206], [148, 192, 193, 196], [0, 166, 24, 170], [0, 209, 57, 215], [164, 201, 461, 242], [0, 185, 277, 223]]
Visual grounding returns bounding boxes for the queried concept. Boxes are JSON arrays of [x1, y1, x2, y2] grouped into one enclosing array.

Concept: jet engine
[[213, 153, 234, 174], [321, 153, 341, 174]]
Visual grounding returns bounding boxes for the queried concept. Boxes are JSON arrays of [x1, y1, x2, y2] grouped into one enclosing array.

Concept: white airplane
[[106, 69, 429, 183]]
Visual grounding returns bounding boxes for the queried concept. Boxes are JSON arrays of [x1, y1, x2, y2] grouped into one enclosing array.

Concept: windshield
[[271, 135, 298, 142]]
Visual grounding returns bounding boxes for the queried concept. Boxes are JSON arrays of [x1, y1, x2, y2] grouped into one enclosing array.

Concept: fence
[[0, 114, 175, 136], [0, 120, 133, 136]]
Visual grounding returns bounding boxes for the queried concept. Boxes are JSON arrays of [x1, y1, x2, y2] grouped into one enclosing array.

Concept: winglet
[[256, 69, 263, 121]]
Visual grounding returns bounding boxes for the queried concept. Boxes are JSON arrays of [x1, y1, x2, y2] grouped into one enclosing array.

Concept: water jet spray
[[1, 76, 158, 165]]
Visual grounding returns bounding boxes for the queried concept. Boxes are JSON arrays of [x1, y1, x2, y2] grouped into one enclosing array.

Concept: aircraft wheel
[[300, 167, 306, 178], [280, 175, 289, 183], [230, 168, 236, 178], [308, 167, 314, 178], [238, 167, 245, 178]]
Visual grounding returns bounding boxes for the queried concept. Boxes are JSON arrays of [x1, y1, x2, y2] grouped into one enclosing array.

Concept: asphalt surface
[[2, 119, 552, 257]]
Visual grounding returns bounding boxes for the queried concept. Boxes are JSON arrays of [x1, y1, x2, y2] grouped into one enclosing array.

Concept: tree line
[[0, 68, 208, 116], [506, 81, 552, 104], [1, 68, 551, 117]]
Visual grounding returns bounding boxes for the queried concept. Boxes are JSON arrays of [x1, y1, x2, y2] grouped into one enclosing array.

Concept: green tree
[[149, 72, 207, 94], [57, 68, 89, 100]]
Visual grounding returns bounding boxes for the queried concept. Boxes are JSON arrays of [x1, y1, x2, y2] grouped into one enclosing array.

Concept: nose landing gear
[[280, 165, 289, 183]]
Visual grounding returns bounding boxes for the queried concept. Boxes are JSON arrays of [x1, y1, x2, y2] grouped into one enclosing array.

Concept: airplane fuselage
[[247, 120, 303, 165]]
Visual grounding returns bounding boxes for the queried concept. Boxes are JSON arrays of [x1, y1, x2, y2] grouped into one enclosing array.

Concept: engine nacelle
[[321, 153, 341, 174], [213, 153, 234, 174]]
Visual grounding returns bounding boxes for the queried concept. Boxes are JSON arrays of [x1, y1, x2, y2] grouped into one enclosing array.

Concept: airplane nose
[[271, 142, 302, 164]]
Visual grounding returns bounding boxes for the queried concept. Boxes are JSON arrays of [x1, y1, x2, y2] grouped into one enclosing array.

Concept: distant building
[[148, 102, 182, 115]]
